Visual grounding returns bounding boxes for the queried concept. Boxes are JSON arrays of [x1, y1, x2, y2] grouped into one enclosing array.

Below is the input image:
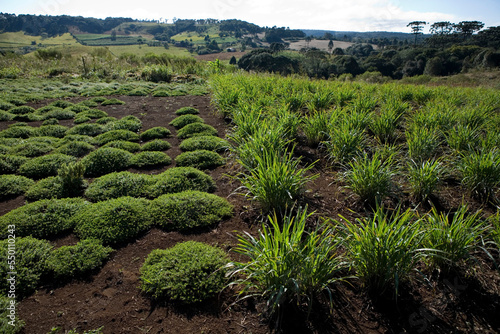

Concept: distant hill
[[301, 29, 424, 41]]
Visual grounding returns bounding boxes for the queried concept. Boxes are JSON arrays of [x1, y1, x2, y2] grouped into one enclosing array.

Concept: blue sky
[[1, 0, 498, 32]]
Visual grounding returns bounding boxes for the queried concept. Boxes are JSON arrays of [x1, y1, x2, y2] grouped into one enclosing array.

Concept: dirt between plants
[[1, 95, 498, 333]]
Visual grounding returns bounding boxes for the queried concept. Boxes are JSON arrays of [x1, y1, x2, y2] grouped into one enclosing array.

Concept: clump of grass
[[140, 241, 228, 304], [42, 118, 59, 125], [179, 136, 229, 152], [18, 153, 77, 179], [0, 174, 34, 198], [343, 151, 396, 207], [8, 106, 35, 115], [35, 124, 68, 138], [81, 147, 133, 176], [8, 141, 54, 157], [73, 116, 91, 124], [67, 123, 104, 137], [85, 171, 153, 201], [131, 151, 172, 168], [177, 123, 217, 139], [335, 206, 424, 296], [407, 159, 445, 202], [0, 126, 35, 138], [169, 114, 204, 129], [405, 126, 440, 163], [175, 106, 199, 115], [175, 150, 225, 169], [140, 139, 171, 152], [324, 122, 366, 166], [92, 130, 140, 146], [446, 125, 481, 153], [302, 110, 332, 147], [140, 127, 171, 141], [0, 154, 29, 174], [105, 115, 142, 132], [149, 191, 233, 230], [101, 98, 126, 106], [102, 140, 141, 153], [58, 161, 86, 197], [77, 108, 108, 119], [458, 149, 500, 202], [50, 100, 73, 108], [54, 141, 95, 157], [147, 167, 216, 198], [228, 206, 344, 319]]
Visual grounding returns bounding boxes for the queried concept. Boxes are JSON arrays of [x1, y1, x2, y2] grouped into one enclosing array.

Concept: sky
[[1, 0, 499, 33]]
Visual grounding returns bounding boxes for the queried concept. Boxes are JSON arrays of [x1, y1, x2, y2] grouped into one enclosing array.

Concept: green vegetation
[[140, 139, 171, 151], [177, 123, 218, 139], [67, 123, 104, 137], [18, 153, 77, 179], [54, 140, 94, 157], [0, 154, 29, 174], [92, 130, 140, 146], [131, 151, 172, 168], [179, 136, 229, 152], [140, 127, 171, 141], [169, 114, 204, 129], [0, 175, 34, 198], [175, 106, 199, 115], [0, 296, 24, 333], [149, 191, 233, 230], [458, 149, 500, 202], [81, 147, 134, 176], [148, 167, 216, 198], [85, 171, 152, 201], [102, 140, 141, 153], [175, 150, 225, 169], [140, 241, 228, 303]]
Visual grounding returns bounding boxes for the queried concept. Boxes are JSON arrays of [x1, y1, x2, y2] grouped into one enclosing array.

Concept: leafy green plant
[[177, 123, 218, 139], [0, 198, 90, 238], [131, 151, 172, 168], [0, 154, 29, 174], [0, 126, 35, 138], [140, 127, 171, 141], [0, 237, 52, 299], [48, 239, 113, 279], [179, 136, 229, 152], [35, 125, 68, 138], [149, 191, 233, 230], [0, 296, 24, 333], [343, 151, 395, 207], [423, 205, 490, 270], [66, 123, 104, 137], [228, 206, 344, 318], [407, 159, 445, 202], [406, 126, 440, 163], [8, 106, 35, 115], [336, 206, 424, 296], [175, 106, 199, 115], [369, 105, 403, 144], [445, 125, 481, 153], [169, 114, 204, 129], [24, 176, 65, 201], [85, 171, 153, 201], [8, 141, 54, 157], [324, 122, 366, 166], [58, 161, 86, 197], [73, 116, 91, 124], [0, 175, 34, 198], [50, 100, 73, 108], [53, 141, 94, 157], [105, 115, 142, 132], [102, 140, 141, 153], [140, 139, 171, 151], [141, 65, 172, 83], [92, 130, 140, 146], [101, 98, 126, 106], [95, 116, 117, 124], [44, 108, 76, 120], [77, 108, 108, 119], [18, 153, 77, 179], [458, 149, 500, 202], [73, 197, 151, 246], [147, 167, 216, 198], [175, 150, 225, 170], [140, 241, 228, 303], [302, 110, 332, 147], [42, 118, 59, 125], [81, 147, 133, 176]]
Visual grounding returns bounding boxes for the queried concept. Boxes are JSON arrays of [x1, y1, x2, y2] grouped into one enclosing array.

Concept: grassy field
[[107, 44, 192, 57], [0, 32, 78, 49]]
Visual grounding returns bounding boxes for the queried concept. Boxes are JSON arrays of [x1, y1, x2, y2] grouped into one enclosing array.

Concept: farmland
[[0, 70, 498, 334]]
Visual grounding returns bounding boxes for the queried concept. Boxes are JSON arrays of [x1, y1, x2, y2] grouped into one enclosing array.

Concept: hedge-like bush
[[169, 114, 204, 129], [140, 241, 228, 303], [8, 106, 35, 115], [147, 167, 216, 198], [0, 296, 24, 333], [35, 125, 68, 138], [149, 191, 233, 230], [140, 139, 171, 152], [60, 134, 93, 144], [0, 111, 14, 122], [48, 239, 113, 279], [50, 100, 73, 108], [177, 123, 217, 139], [175, 106, 199, 115], [44, 109, 76, 120], [96, 116, 117, 124], [0, 237, 52, 299], [175, 150, 225, 170], [78, 100, 99, 107], [41, 118, 59, 126], [18, 153, 76, 179], [0, 126, 35, 138], [73, 116, 91, 124], [67, 123, 104, 137], [140, 127, 171, 141], [85, 172, 153, 201], [73, 197, 151, 246], [77, 108, 108, 119], [24, 176, 64, 201], [102, 140, 141, 153], [81, 147, 133, 176], [54, 141, 95, 157], [105, 115, 142, 132], [8, 141, 54, 157], [100, 98, 126, 106], [92, 130, 140, 146], [179, 136, 229, 152], [131, 151, 172, 168], [0, 154, 29, 174], [0, 198, 90, 239], [0, 175, 34, 198]]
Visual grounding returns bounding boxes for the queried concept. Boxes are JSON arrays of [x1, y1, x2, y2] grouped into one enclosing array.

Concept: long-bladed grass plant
[[445, 124, 481, 153], [407, 159, 445, 202], [343, 151, 396, 207], [458, 149, 500, 202], [423, 205, 491, 270], [236, 146, 317, 214], [302, 110, 335, 147], [324, 121, 366, 167], [335, 206, 424, 297], [227, 206, 345, 322], [369, 106, 403, 144], [406, 125, 441, 164]]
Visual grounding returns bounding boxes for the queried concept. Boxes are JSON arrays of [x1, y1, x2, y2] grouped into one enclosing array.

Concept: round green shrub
[[0, 295, 24, 332], [175, 106, 200, 115], [0, 198, 90, 239], [96, 116, 117, 124], [140, 127, 171, 141], [0, 145, 8, 154], [67, 123, 104, 137], [128, 88, 149, 96], [81, 147, 133, 176], [0, 126, 35, 138], [8, 141, 54, 157], [18, 153, 76, 179], [105, 115, 142, 132], [50, 100, 73, 108], [0, 237, 52, 299], [149, 191, 233, 230], [44, 108, 76, 120], [73, 197, 151, 246], [0, 138, 18, 147], [0, 154, 29, 174], [8, 106, 35, 115], [92, 130, 140, 146], [54, 141, 95, 157], [0, 100, 14, 111], [102, 140, 141, 153], [25, 176, 64, 201], [35, 124, 68, 138], [101, 98, 126, 106], [60, 134, 94, 144], [0, 175, 34, 198], [177, 123, 218, 139], [0, 111, 14, 121], [78, 108, 108, 119], [48, 239, 113, 279], [85, 171, 153, 201], [179, 136, 229, 152], [36, 105, 62, 115], [41, 118, 59, 126], [65, 104, 90, 113], [169, 114, 204, 129], [140, 139, 171, 151], [147, 167, 216, 198], [90, 96, 107, 103], [132, 151, 172, 168], [7, 98, 26, 106], [73, 116, 91, 124], [140, 241, 228, 303], [78, 100, 99, 107], [175, 150, 225, 170]]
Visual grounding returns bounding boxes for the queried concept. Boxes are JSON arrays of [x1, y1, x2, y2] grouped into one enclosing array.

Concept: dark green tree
[[328, 40, 334, 53], [407, 21, 427, 46], [229, 56, 237, 65], [454, 21, 485, 39]]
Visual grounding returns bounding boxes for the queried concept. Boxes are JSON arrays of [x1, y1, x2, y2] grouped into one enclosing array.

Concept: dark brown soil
[[1, 95, 498, 334]]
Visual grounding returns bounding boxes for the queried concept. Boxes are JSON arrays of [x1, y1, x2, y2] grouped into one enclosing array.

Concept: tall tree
[[430, 21, 453, 35], [328, 40, 334, 53], [454, 21, 485, 39], [407, 21, 427, 46]]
